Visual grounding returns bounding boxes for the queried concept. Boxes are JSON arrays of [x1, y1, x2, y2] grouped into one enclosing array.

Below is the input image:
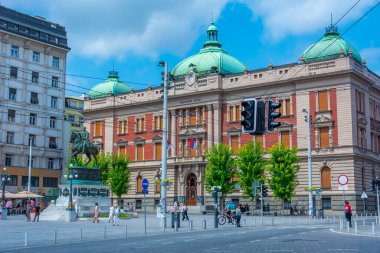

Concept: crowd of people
[[0, 198, 42, 221]]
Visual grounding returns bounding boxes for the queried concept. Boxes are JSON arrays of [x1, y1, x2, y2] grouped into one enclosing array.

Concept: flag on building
[[189, 137, 196, 149]]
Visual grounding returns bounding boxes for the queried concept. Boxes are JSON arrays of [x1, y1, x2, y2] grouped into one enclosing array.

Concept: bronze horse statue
[[70, 131, 100, 165]]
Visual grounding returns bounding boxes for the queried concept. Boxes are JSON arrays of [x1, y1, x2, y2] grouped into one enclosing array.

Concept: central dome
[[89, 70, 131, 99], [302, 25, 362, 64], [172, 22, 246, 78]]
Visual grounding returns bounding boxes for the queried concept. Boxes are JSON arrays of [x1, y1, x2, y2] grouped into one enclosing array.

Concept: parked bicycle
[[290, 205, 299, 215]]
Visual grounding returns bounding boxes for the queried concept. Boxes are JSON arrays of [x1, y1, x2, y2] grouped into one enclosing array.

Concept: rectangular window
[[29, 134, 36, 147], [6, 132, 14, 144], [5, 154, 12, 166], [8, 109, 15, 122], [9, 88, 16, 101], [79, 116, 84, 124], [285, 99, 291, 115], [231, 136, 239, 154], [52, 56, 59, 68], [32, 51, 40, 63], [48, 158, 54, 169], [49, 137, 57, 149], [281, 131, 290, 147], [136, 144, 143, 161], [358, 128, 366, 148], [11, 45, 19, 57], [10, 66, 17, 78], [356, 91, 365, 113], [8, 175, 17, 186], [190, 108, 196, 125], [154, 116, 163, 130], [235, 105, 241, 121], [50, 116, 57, 128], [43, 177, 58, 187], [318, 90, 328, 111], [136, 118, 145, 132], [69, 114, 75, 122], [31, 71, 39, 83], [119, 146, 126, 155], [29, 113, 37, 125], [22, 176, 39, 187], [371, 133, 376, 152], [95, 121, 102, 136], [320, 127, 329, 148], [322, 197, 332, 210], [229, 106, 234, 122], [69, 100, 77, 108], [51, 97, 58, 108], [155, 142, 162, 160], [136, 200, 142, 209], [78, 102, 84, 110], [31, 92, 39, 104], [51, 76, 59, 87]]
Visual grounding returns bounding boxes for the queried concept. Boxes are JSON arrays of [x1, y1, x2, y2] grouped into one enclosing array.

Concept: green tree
[[204, 144, 236, 207], [267, 143, 300, 205], [236, 141, 266, 200]]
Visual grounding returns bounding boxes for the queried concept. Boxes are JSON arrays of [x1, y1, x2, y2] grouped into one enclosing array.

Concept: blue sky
[[2, 0, 380, 96]]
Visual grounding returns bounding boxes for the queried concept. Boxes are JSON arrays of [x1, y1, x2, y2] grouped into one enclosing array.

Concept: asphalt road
[[2, 224, 379, 253]]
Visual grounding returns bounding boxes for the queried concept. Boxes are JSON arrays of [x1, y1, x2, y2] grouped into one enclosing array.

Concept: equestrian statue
[[70, 127, 100, 165]]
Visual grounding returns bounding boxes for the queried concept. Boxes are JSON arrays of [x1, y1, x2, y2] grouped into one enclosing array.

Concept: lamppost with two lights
[[1, 167, 11, 220], [64, 164, 78, 222]]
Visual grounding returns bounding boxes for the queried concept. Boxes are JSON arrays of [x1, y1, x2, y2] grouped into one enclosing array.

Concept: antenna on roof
[[112, 60, 115, 71], [330, 13, 333, 26], [212, 12, 214, 23]]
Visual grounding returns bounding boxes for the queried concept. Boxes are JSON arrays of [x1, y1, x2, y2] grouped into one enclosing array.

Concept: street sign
[[316, 188, 322, 199], [338, 175, 348, 185], [252, 181, 260, 188], [142, 188, 148, 195], [252, 188, 258, 196], [361, 191, 368, 199], [339, 185, 348, 190], [142, 178, 149, 189]]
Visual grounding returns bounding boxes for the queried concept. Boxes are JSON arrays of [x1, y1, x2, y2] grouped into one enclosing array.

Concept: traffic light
[[255, 100, 266, 135], [262, 184, 268, 197], [241, 98, 257, 134], [267, 99, 281, 132]]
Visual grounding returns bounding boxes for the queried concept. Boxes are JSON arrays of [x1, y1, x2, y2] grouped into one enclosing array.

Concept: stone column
[[213, 103, 221, 144], [196, 107, 200, 125], [207, 104, 213, 148], [186, 108, 190, 126], [170, 110, 176, 157]]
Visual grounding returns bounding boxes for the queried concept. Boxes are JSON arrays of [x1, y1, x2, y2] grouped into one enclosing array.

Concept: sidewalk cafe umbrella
[[13, 191, 43, 198], [0, 190, 17, 199]]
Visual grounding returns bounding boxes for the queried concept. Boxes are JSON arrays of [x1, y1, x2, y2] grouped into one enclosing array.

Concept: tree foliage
[[204, 144, 236, 196], [236, 141, 266, 200], [267, 143, 300, 201]]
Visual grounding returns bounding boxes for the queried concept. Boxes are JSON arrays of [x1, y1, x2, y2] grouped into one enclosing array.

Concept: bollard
[[254, 218, 256, 227], [363, 218, 366, 226], [306, 216, 308, 223], [24, 232, 28, 247], [333, 216, 336, 223], [346, 222, 350, 233], [339, 220, 343, 232], [244, 219, 247, 227], [372, 223, 375, 236], [189, 220, 193, 230], [104, 226, 107, 239], [80, 228, 83, 241], [53, 230, 57, 244], [290, 217, 292, 225], [271, 217, 274, 226], [163, 225, 166, 234], [125, 225, 128, 237], [202, 220, 207, 229], [355, 221, 358, 234], [174, 221, 178, 232]]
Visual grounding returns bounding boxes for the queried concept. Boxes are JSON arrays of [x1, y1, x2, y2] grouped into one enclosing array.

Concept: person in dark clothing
[[235, 204, 242, 227], [344, 200, 352, 227], [182, 204, 189, 221], [33, 204, 41, 222]]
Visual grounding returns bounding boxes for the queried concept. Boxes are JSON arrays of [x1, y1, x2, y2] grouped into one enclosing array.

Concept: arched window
[[136, 175, 142, 193], [321, 167, 331, 189], [362, 167, 366, 191]]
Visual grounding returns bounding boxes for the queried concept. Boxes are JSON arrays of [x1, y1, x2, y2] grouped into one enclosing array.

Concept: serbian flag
[[167, 140, 173, 151], [189, 137, 196, 149]]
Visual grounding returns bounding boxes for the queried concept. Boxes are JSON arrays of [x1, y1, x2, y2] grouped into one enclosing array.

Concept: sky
[[1, 0, 380, 96]]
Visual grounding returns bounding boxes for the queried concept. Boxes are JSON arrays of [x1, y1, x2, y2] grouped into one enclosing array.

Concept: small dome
[[172, 22, 246, 78], [89, 70, 131, 99], [302, 25, 362, 64]]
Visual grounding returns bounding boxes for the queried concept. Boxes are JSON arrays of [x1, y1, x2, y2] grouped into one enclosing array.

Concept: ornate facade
[[83, 22, 380, 215]]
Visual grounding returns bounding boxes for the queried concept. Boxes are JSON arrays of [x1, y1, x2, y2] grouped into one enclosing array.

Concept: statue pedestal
[[65, 209, 77, 222]]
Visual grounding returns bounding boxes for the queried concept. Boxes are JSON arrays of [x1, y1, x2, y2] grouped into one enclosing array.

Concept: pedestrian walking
[[26, 204, 31, 222], [235, 204, 242, 227], [93, 202, 99, 223], [173, 201, 179, 212], [108, 203, 115, 223], [113, 204, 120, 226], [344, 200, 352, 227], [182, 204, 189, 221], [33, 204, 40, 222], [0, 202, 3, 218]]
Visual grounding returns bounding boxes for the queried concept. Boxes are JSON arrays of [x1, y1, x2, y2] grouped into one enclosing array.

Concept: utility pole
[[303, 109, 313, 216], [159, 61, 168, 229], [28, 140, 32, 192]]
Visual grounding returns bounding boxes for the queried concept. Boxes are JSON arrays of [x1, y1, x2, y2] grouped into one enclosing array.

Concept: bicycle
[[218, 213, 236, 225]]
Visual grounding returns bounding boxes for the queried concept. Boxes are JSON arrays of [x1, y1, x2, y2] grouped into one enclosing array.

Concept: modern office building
[[0, 5, 69, 200], [83, 22, 380, 215]]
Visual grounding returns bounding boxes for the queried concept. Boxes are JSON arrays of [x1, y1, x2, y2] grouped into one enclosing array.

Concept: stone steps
[[39, 204, 67, 221]]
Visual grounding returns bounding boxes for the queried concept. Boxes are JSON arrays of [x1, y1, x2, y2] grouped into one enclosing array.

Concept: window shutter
[[190, 108, 196, 125], [118, 121, 122, 134], [119, 146, 126, 155], [231, 136, 239, 154], [137, 176, 142, 192], [281, 131, 290, 147], [321, 167, 331, 189], [229, 106, 234, 122], [155, 142, 162, 160], [235, 106, 241, 121], [137, 145, 143, 160], [318, 91, 328, 111], [95, 121, 101, 136], [320, 127, 329, 148], [285, 99, 291, 115]]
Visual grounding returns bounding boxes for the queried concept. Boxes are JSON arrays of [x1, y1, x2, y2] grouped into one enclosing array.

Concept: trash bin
[[171, 212, 180, 228], [318, 209, 324, 219], [156, 205, 162, 218]]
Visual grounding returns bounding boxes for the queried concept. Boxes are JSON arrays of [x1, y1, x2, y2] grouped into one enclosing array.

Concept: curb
[[329, 227, 380, 238]]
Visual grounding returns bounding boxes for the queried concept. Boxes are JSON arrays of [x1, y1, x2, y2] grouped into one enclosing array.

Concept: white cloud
[[241, 0, 377, 41], [1, 0, 228, 59]]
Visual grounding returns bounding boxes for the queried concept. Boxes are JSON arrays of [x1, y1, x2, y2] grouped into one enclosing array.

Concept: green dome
[[302, 25, 362, 64], [89, 70, 131, 99], [172, 22, 246, 78]]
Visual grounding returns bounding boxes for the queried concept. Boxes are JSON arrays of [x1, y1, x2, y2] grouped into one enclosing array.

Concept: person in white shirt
[[108, 203, 115, 223], [113, 204, 120, 226]]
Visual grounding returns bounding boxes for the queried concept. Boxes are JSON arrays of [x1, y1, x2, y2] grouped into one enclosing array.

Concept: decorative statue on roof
[[70, 127, 99, 165]]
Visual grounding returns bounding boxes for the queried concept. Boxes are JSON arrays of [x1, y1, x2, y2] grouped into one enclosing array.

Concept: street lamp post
[[373, 177, 380, 222], [302, 108, 313, 216], [64, 164, 78, 222], [1, 168, 11, 220], [212, 186, 222, 228]]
